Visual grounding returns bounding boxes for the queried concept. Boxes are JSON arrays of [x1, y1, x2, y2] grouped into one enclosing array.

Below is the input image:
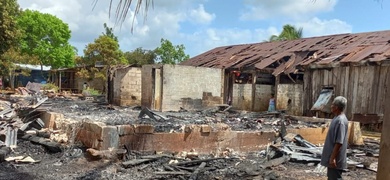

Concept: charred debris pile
[[0, 89, 62, 163]]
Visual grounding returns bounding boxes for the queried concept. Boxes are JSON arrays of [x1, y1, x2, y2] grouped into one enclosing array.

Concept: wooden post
[[251, 72, 257, 111], [377, 71, 390, 180], [275, 75, 280, 110]]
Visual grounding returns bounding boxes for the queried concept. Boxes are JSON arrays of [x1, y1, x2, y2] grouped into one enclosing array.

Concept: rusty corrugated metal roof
[[181, 30, 390, 74]]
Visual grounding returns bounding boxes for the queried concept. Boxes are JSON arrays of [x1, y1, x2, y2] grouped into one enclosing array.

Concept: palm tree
[[267, 35, 280, 42], [278, 24, 303, 40], [267, 24, 303, 42]]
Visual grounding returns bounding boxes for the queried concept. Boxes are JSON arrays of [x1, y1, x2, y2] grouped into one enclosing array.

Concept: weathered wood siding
[[303, 66, 390, 119]]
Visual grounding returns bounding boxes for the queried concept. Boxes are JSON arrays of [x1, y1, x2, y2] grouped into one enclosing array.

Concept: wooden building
[[182, 30, 390, 120]]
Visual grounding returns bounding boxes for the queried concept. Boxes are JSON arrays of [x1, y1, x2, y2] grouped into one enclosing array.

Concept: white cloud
[[240, 0, 337, 21], [183, 27, 278, 55], [17, 0, 351, 58], [189, 4, 215, 25], [295, 17, 353, 37]]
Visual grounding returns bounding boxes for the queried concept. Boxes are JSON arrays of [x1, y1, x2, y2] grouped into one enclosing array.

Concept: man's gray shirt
[[320, 114, 349, 169]]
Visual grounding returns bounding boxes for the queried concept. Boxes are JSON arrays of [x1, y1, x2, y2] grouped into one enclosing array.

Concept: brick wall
[[277, 84, 303, 115], [232, 84, 273, 111], [232, 84, 252, 110], [161, 65, 223, 111], [113, 67, 142, 106]]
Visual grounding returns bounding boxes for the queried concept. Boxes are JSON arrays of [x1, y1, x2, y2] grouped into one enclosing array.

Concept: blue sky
[[18, 0, 390, 57]]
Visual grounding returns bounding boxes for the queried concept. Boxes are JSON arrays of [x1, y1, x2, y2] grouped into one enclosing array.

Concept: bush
[[82, 88, 101, 96], [41, 83, 59, 92]]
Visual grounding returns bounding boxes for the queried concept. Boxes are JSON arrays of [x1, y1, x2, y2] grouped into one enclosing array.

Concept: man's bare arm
[[329, 143, 342, 168]]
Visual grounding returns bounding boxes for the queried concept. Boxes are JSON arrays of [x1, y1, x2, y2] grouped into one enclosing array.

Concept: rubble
[[0, 92, 379, 179]]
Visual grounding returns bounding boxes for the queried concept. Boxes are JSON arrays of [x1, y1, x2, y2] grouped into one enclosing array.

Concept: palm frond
[[98, 0, 153, 33]]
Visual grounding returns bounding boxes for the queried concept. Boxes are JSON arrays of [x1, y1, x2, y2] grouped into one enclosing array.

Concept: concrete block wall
[[41, 112, 363, 153], [113, 67, 142, 106], [76, 121, 277, 153], [232, 84, 273, 111], [75, 78, 105, 93], [254, 85, 273, 111], [277, 84, 303, 115], [232, 84, 252, 110], [161, 65, 223, 111]]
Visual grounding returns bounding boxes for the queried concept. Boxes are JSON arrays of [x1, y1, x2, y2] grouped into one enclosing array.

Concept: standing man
[[321, 96, 348, 180]]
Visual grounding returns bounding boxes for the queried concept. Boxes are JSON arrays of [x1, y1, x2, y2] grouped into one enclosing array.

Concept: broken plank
[[189, 162, 207, 180], [140, 154, 172, 159], [21, 135, 62, 153], [163, 165, 176, 172], [154, 171, 191, 175], [170, 158, 225, 167], [151, 111, 169, 120], [286, 115, 332, 123], [138, 107, 158, 121], [122, 159, 154, 167], [174, 166, 195, 172]]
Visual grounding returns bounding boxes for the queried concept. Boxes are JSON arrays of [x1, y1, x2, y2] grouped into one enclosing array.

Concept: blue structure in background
[[14, 64, 51, 87]]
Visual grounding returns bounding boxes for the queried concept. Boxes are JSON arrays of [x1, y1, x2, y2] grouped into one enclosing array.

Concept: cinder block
[[41, 112, 64, 130], [100, 126, 119, 150], [84, 122, 105, 137], [134, 125, 155, 134], [117, 125, 134, 136], [201, 125, 212, 133], [76, 129, 100, 149]]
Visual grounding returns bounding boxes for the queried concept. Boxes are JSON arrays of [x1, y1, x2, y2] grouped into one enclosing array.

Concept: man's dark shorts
[[327, 167, 343, 180]]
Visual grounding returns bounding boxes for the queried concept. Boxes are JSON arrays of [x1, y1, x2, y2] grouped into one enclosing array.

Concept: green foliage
[[103, 23, 118, 42], [41, 83, 59, 92], [17, 10, 75, 69], [0, 0, 21, 55], [268, 24, 303, 42], [83, 35, 127, 66], [155, 38, 190, 64], [124, 47, 156, 66], [83, 88, 101, 96], [79, 35, 127, 80]]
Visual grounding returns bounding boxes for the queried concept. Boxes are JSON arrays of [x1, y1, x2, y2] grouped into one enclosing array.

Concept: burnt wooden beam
[[21, 134, 62, 153]]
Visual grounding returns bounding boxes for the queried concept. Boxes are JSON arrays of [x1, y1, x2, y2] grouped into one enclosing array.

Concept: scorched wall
[[161, 65, 224, 111], [232, 84, 273, 112], [277, 84, 303, 116], [113, 67, 142, 106]]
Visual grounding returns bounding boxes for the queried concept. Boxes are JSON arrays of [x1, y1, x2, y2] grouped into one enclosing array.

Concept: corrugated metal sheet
[[311, 88, 333, 112], [181, 30, 390, 74]]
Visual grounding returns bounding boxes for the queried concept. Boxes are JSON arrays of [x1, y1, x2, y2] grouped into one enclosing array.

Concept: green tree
[[124, 47, 156, 66], [78, 35, 127, 80], [0, 0, 21, 55], [268, 24, 303, 42], [103, 23, 118, 42], [155, 38, 190, 64], [17, 10, 75, 69]]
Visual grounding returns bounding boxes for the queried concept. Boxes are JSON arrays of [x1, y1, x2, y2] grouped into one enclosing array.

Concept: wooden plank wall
[[303, 66, 389, 119]]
